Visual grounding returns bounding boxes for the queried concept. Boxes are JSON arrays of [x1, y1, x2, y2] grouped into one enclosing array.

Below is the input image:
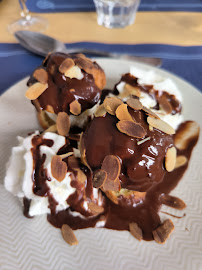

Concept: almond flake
[[59, 152, 74, 160], [103, 97, 123, 115], [174, 121, 200, 150], [51, 155, 67, 182], [165, 146, 177, 172], [117, 120, 146, 138], [127, 97, 143, 111], [25, 82, 48, 100], [56, 112, 70, 136], [94, 104, 107, 117], [158, 95, 172, 114], [153, 219, 174, 244], [46, 105, 55, 114], [115, 104, 134, 121], [59, 58, 75, 74], [101, 155, 121, 182], [129, 223, 143, 241], [37, 110, 56, 130], [142, 106, 160, 119], [147, 116, 175, 135], [160, 194, 186, 210], [43, 124, 57, 134], [124, 84, 141, 97], [33, 68, 48, 84], [61, 224, 78, 246], [175, 155, 187, 169], [65, 65, 83, 80], [93, 169, 107, 188], [103, 178, 121, 192], [70, 100, 81, 115], [88, 202, 104, 214], [137, 137, 151, 145], [75, 168, 86, 183], [68, 133, 81, 141]]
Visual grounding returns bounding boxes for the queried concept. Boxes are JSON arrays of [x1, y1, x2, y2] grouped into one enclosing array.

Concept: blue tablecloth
[[1, 43, 202, 95], [27, 0, 202, 12]]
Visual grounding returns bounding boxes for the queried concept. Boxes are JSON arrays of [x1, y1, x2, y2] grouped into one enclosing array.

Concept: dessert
[[4, 58, 200, 246], [26, 52, 106, 129]]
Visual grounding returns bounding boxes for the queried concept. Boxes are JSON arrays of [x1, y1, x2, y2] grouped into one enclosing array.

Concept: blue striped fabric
[[26, 0, 202, 13], [1, 43, 202, 95]]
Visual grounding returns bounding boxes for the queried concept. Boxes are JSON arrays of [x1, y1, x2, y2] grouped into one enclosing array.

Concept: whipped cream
[[4, 132, 76, 216]]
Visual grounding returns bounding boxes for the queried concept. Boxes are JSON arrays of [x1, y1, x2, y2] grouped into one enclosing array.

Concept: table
[[0, 0, 202, 94]]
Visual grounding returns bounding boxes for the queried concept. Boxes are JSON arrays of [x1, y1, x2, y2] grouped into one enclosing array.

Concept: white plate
[[0, 59, 202, 270]]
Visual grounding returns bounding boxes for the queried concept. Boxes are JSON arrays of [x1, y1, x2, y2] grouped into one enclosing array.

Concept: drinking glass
[[93, 0, 140, 28], [8, 0, 48, 34]]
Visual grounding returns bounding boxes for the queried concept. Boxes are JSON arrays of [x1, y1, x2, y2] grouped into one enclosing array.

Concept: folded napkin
[[1, 43, 202, 95], [27, 0, 202, 13]]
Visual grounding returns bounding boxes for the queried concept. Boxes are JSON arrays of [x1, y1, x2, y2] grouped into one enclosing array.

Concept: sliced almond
[[88, 202, 104, 214], [101, 155, 121, 182], [147, 116, 175, 135], [25, 82, 48, 100], [137, 137, 151, 145], [115, 104, 134, 121], [56, 112, 70, 136], [124, 84, 141, 97], [93, 169, 107, 188], [174, 121, 200, 150], [160, 194, 186, 210], [61, 224, 78, 246], [43, 124, 57, 134], [46, 105, 55, 114], [75, 168, 86, 183], [153, 219, 174, 244], [68, 133, 81, 141], [70, 100, 81, 116], [129, 223, 143, 241], [33, 68, 48, 84], [117, 120, 146, 138], [51, 155, 67, 182], [59, 152, 74, 160], [103, 97, 123, 115], [175, 155, 187, 169], [37, 110, 56, 130], [103, 178, 121, 192], [165, 146, 177, 172], [158, 95, 172, 114], [94, 104, 107, 117], [59, 58, 75, 74], [65, 65, 83, 80], [127, 97, 143, 111], [142, 106, 160, 119]]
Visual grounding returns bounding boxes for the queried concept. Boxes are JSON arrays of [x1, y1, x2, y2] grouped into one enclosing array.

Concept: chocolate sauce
[[27, 53, 102, 114], [31, 135, 54, 196], [118, 73, 181, 115], [46, 120, 199, 241]]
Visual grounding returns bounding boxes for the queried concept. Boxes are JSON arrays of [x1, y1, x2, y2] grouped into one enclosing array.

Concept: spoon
[[14, 31, 162, 67]]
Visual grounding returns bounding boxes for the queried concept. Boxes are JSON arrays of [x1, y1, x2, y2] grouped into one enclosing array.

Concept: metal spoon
[[14, 31, 162, 67]]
